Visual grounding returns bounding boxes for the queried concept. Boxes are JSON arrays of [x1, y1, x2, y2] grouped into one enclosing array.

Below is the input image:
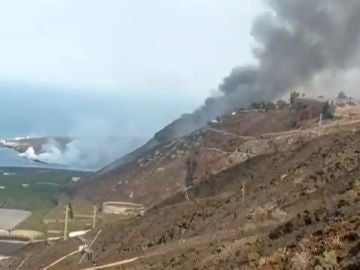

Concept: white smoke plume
[[20, 117, 147, 171]]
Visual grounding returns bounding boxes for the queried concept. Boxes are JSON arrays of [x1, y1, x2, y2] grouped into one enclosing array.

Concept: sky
[[0, 1, 266, 170], [0, 0, 264, 100]]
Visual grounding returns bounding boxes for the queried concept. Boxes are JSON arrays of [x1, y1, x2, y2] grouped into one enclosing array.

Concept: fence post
[[63, 205, 69, 240], [242, 181, 246, 202], [92, 206, 97, 229]]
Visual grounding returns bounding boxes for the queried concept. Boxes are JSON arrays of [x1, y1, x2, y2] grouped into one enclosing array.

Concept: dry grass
[[291, 245, 311, 270]]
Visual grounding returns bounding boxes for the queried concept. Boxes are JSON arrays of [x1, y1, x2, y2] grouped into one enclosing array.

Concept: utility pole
[[64, 204, 69, 241], [318, 112, 323, 136], [92, 206, 97, 229], [183, 187, 190, 201], [242, 181, 246, 202]]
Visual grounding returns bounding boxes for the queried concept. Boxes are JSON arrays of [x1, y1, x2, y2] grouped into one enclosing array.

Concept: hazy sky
[[0, 0, 264, 100]]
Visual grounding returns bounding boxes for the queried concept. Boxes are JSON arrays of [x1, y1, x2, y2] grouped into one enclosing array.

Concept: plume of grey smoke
[[164, 0, 360, 140], [311, 69, 360, 98]]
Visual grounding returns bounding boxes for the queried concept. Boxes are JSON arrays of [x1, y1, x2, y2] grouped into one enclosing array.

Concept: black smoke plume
[[156, 0, 360, 141], [99, 0, 360, 175]]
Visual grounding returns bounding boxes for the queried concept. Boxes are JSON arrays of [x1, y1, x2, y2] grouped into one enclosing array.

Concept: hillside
[[2, 97, 360, 270], [5, 119, 360, 269], [0, 167, 89, 234], [70, 99, 324, 207]]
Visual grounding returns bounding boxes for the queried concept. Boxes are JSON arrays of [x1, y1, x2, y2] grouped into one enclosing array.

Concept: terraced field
[[0, 167, 89, 233]]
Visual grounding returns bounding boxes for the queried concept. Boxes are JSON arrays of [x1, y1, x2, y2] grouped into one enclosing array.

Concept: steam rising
[[14, 0, 360, 169], [29, 137, 144, 170], [169, 0, 360, 138], [20, 118, 146, 171]]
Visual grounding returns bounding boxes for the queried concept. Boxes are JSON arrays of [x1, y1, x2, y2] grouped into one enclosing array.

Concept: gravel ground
[[0, 241, 26, 256]]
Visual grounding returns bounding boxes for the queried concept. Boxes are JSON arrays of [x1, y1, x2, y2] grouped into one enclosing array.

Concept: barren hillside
[[2, 98, 360, 270], [5, 124, 360, 270], [70, 105, 309, 207]]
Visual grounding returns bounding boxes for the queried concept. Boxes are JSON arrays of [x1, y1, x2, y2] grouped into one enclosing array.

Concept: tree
[[68, 201, 74, 219], [322, 102, 335, 119], [276, 100, 289, 109], [337, 91, 348, 99], [250, 102, 263, 110], [290, 92, 300, 105], [264, 102, 276, 111]]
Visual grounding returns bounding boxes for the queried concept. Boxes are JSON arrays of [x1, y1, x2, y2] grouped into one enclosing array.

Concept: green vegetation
[[0, 167, 137, 237], [0, 167, 89, 234], [290, 91, 300, 105], [276, 100, 289, 109]]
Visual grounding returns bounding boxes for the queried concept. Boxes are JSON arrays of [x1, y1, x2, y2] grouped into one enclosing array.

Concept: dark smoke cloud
[[159, 0, 360, 140]]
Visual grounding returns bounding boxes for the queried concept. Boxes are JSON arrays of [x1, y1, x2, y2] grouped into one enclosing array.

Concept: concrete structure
[[10, 230, 43, 240], [102, 202, 145, 215]]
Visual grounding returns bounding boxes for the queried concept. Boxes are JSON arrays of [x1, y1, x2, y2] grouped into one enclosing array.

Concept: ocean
[[0, 148, 43, 168], [0, 86, 199, 170], [0, 86, 199, 255]]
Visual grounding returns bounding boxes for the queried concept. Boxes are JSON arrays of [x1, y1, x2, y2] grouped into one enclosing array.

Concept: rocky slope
[[70, 106, 309, 207], [71, 96, 358, 209], [4, 126, 360, 270], [2, 97, 360, 270]]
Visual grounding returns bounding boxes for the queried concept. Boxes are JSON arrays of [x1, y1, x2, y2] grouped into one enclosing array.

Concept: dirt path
[[79, 257, 139, 270], [77, 228, 267, 270], [207, 127, 254, 140], [43, 230, 103, 270], [211, 117, 360, 141], [15, 257, 27, 270], [43, 250, 80, 270]]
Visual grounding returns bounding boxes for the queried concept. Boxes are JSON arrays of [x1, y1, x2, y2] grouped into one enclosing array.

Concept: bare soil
[[3, 101, 360, 270], [4, 129, 360, 270]]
